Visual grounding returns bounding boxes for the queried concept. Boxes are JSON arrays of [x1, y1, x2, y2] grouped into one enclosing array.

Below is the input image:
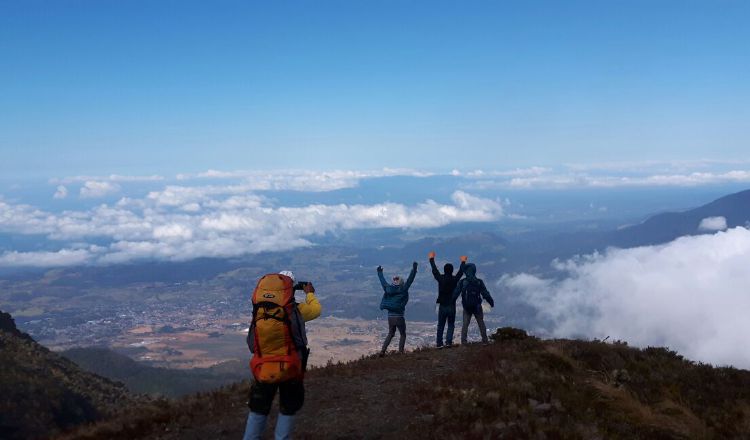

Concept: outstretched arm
[[298, 283, 322, 321], [455, 260, 466, 281], [429, 257, 440, 281], [480, 280, 495, 307], [452, 280, 463, 302], [405, 262, 418, 289], [377, 266, 388, 290]]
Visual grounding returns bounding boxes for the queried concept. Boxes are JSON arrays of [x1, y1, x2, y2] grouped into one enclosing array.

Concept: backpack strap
[[253, 301, 288, 323], [250, 303, 261, 356]]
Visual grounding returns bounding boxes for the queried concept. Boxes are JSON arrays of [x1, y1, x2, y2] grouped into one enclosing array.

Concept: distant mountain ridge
[[0, 310, 136, 440], [612, 188, 750, 247]]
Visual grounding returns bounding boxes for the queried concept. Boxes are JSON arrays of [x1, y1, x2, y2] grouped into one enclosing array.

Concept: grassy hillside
[[0, 311, 135, 440], [62, 347, 247, 397], [62, 328, 750, 439]]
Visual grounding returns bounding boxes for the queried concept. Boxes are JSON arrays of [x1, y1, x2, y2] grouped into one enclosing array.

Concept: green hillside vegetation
[[62, 328, 750, 439], [62, 347, 248, 397], [0, 311, 136, 440]]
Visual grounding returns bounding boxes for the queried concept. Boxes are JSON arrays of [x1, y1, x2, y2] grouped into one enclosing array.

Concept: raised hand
[[377, 265, 383, 272], [304, 282, 315, 294], [428, 251, 436, 259], [460, 255, 468, 263], [412, 261, 418, 268]]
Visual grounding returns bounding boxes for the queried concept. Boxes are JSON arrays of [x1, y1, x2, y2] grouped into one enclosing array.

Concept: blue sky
[[1, 0, 749, 178]]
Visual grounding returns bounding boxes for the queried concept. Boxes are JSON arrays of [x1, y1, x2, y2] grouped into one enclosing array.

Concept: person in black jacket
[[429, 251, 467, 348]]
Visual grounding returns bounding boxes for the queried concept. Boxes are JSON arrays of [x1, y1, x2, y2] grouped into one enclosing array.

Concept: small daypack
[[248, 274, 307, 383], [463, 278, 483, 312]]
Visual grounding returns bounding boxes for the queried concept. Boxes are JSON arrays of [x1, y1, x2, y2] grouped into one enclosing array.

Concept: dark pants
[[461, 306, 488, 344], [248, 380, 305, 416], [436, 304, 456, 347], [381, 316, 406, 354]]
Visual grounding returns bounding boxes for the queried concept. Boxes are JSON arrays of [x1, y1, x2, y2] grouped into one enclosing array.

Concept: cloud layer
[[465, 170, 750, 190], [48, 161, 750, 198], [502, 227, 750, 369], [0, 188, 503, 267]]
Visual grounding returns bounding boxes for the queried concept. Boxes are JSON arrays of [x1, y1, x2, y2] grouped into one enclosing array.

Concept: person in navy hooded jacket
[[452, 263, 494, 344]]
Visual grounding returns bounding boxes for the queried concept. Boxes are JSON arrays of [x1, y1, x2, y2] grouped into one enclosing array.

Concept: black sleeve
[[452, 280, 463, 302], [454, 261, 466, 282], [429, 258, 440, 281]]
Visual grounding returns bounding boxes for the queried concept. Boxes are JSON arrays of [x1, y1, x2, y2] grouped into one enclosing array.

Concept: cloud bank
[[48, 162, 750, 196], [173, 168, 433, 192], [466, 170, 750, 190], [0, 190, 502, 267], [502, 227, 750, 369]]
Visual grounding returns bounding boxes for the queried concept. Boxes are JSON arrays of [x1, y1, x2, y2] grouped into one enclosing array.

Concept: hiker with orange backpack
[[429, 252, 467, 348], [377, 262, 418, 356], [243, 270, 321, 440]]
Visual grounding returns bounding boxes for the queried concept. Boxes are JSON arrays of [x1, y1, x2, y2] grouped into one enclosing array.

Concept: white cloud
[[699, 216, 728, 232], [565, 159, 750, 174], [502, 227, 750, 369], [80, 181, 121, 198], [153, 223, 193, 241], [0, 248, 95, 267], [0, 189, 503, 267], [53, 185, 68, 199], [174, 168, 434, 192], [53, 174, 164, 184], [465, 170, 750, 190]]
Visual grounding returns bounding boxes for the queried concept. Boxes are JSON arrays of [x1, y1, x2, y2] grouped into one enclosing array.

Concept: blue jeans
[[437, 304, 456, 346], [243, 412, 294, 440], [243, 380, 304, 440]]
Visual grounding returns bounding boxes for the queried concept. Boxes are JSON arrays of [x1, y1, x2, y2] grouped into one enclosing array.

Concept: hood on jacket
[[464, 263, 477, 278]]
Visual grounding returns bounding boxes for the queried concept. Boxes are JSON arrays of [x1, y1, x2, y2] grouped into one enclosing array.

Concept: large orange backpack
[[248, 274, 307, 383]]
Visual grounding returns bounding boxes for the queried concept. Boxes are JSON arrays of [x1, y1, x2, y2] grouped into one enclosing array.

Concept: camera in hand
[[293, 281, 310, 291]]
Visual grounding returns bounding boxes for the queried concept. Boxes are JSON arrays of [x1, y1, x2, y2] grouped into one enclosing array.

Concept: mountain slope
[[62, 347, 247, 397], [613, 189, 750, 247], [63, 330, 750, 439], [0, 311, 135, 440]]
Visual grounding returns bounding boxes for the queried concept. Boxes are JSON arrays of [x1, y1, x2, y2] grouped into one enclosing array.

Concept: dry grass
[[60, 329, 750, 439]]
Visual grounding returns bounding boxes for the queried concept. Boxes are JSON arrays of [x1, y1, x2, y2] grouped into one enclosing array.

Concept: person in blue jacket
[[377, 262, 418, 356], [452, 263, 494, 344]]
